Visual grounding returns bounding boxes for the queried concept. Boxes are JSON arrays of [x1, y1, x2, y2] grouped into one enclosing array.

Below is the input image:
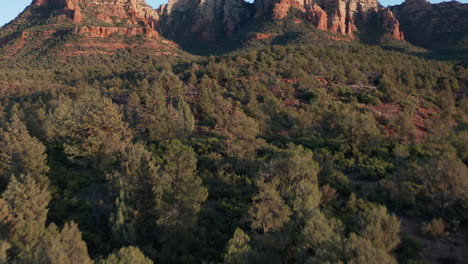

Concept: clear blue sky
[[0, 0, 460, 27]]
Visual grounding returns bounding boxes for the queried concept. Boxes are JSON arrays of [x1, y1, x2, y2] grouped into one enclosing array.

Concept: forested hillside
[[0, 40, 467, 263], [0, 0, 467, 263]]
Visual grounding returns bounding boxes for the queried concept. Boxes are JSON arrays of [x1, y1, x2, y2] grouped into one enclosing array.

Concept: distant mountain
[[157, 0, 404, 42], [0, 0, 181, 61], [0, 0, 466, 60], [390, 0, 468, 54]]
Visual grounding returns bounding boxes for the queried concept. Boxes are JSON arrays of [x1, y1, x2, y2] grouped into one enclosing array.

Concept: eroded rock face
[[143, 0, 403, 42], [305, 4, 328, 30], [75, 26, 158, 38], [33, 0, 159, 31], [272, 0, 306, 19], [158, 0, 253, 41], [381, 9, 404, 40], [0, 0, 174, 59], [253, 0, 403, 40]]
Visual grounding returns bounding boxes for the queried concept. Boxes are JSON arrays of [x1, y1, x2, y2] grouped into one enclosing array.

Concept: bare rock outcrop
[[381, 9, 404, 40], [158, 0, 253, 41], [33, 0, 159, 31], [305, 4, 328, 30], [75, 26, 158, 38], [0, 0, 177, 59], [272, 0, 306, 19], [251, 0, 403, 40]]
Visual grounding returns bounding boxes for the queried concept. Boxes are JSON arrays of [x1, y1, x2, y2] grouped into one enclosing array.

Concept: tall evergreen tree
[[214, 98, 260, 158], [128, 85, 195, 141], [0, 174, 51, 252], [156, 140, 208, 264], [100, 246, 153, 264], [108, 143, 160, 246], [0, 115, 49, 190], [35, 222, 92, 264], [224, 228, 256, 264], [157, 140, 208, 227], [249, 179, 291, 233], [53, 92, 132, 168]]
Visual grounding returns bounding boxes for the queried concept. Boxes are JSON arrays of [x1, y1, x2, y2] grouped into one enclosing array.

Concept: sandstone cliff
[[31, 0, 160, 37], [158, 0, 253, 41], [256, 0, 403, 40], [0, 0, 424, 59], [0, 0, 178, 59]]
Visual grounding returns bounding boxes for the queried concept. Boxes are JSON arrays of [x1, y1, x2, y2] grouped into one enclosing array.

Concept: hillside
[[391, 0, 468, 60], [0, 0, 466, 264]]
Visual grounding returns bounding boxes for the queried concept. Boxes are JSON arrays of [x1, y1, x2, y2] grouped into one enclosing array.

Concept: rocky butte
[[255, 0, 404, 40], [0, 0, 180, 59], [157, 0, 254, 41], [31, 0, 160, 38], [0, 0, 410, 58], [157, 0, 404, 41]]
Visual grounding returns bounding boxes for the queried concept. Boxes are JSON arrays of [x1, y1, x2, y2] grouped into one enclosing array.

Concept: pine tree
[[53, 92, 132, 168], [108, 143, 160, 246], [158, 140, 208, 227], [413, 157, 468, 210], [156, 140, 208, 264], [156, 70, 184, 101], [359, 205, 400, 251], [0, 240, 10, 263], [0, 174, 51, 251], [100, 246, 153, 264], [264, 145, 320, 197], [308, 233, 398, 264], [130, 87, 195, 141], [213, 98, 260, 158], [35, 222, 92, 264], [175, 98, 195, 138], [0, 114, 49, 190], [249, 179, 291, 233], [224, 228, 256, 264], [301, 209, 342, 252]]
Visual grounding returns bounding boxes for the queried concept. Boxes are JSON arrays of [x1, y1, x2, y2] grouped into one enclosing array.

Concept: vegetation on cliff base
[[0, 40, 466, 264]]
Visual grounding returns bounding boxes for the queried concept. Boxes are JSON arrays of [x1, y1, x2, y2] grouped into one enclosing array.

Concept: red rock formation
[[305, 4, 328, 31], [252, 0, 404, 41], [272, 0, 305, 19], [31, 0, 161, 39], [32, 0, 159, 28], [158, 0, 253, 41], [74, 26, 158, 38], [0, 0, 177, 59], [381, 9, 404, 40], [253, 33, 275, 39]]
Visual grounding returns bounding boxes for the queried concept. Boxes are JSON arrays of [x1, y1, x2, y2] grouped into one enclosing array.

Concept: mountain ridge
[[0, 0, 466, 60]]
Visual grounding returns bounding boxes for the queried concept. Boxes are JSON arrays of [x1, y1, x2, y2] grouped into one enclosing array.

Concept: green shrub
[[421, 218, 448, 238]]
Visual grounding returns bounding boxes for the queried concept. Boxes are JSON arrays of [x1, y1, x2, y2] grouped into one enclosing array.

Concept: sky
[[0, 0, 462, 27]]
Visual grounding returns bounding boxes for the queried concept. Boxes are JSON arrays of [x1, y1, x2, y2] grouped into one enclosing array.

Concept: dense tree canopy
[[0, 35, 466, 263]]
